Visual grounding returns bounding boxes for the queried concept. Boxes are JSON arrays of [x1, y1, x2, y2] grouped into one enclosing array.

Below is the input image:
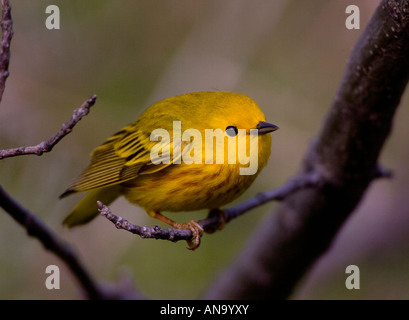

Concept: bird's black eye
[[225, 126, 238, 137]]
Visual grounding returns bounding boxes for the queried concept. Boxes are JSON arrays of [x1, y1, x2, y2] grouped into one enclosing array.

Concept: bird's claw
[[175, 220, 204, 250], [205, 209, 227, 234]]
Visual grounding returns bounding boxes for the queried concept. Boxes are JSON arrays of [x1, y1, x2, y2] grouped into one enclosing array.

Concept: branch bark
[[0, 93, 109, 298], [0, 186, 106, 299], [99, 172, 323, 242], [204, 0, 409, 299], [0, 1, 113, 299], [0, 185, 144, 299], [0, 0, 12, 103]]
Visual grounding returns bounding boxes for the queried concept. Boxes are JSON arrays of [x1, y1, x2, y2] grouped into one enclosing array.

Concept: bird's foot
[[205, 209, 227, 234], [174, 220, 204, 250], [148, 210, 204, 250]]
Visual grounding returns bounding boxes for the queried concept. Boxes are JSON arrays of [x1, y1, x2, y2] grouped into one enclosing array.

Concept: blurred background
[[0, 0, 408, 299]]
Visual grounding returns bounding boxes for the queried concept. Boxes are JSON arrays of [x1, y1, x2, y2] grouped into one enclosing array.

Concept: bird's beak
[[256, 121, 279, 135]]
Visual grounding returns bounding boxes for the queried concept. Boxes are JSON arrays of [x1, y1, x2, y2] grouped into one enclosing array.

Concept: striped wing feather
[[60, 124, 180, 197]]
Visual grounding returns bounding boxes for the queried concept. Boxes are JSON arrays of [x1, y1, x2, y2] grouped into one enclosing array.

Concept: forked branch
[[99, 172, 324, 243]]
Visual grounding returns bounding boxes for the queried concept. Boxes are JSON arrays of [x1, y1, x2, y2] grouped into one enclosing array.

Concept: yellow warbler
[[60, 91, 278, 249]]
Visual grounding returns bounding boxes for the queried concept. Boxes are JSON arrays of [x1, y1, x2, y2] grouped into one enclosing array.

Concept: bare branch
[[0, 0, 12, 103], [100, 161, 392, 245], [98, 172, 324, 243], [0, 186, 145, 299], [0, 186, 106, 299], [0, 1, 141, 300], [0, 94, 97, 159], [99, 201, 193, 242], [220, 171, 323, 223]]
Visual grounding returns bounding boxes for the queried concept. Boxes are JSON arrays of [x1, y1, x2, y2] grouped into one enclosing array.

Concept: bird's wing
[[60, 122, 188, 197]]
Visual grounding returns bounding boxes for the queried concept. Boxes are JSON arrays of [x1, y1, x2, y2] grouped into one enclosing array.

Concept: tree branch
[[0, 0, 12, 104], [0, 94, 97, 159], [0, 1, 144, 300], [99, 172, 324, 242], [0, 186, 107, 299], [100, 165, 390, 244], [204, 0, 409, 299], [0, 94, 147, 298], [0, 93, 115, 298]]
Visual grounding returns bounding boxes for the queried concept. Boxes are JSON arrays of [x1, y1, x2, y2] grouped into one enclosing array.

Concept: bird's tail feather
[[62, 185, 121, 228]]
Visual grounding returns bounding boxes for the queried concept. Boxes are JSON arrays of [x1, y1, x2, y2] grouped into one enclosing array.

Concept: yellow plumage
[[60, 91, 278, 249]]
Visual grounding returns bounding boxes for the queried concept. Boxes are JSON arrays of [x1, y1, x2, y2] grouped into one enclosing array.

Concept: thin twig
[[0, 0, 12, 103], [0, 1, 141, 300], [99, 172, 324, 243], [220, 171, 323, 222], [99, 162, 392, 245], [99, 201, 192, 242], [0, 94, 97, 159]]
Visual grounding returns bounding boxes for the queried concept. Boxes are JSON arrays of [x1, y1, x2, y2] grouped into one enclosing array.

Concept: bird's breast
[[121, 162, 258, 213]]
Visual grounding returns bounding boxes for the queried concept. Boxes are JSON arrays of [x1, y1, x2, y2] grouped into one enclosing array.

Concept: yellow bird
[[60, 91, 278, 249]]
